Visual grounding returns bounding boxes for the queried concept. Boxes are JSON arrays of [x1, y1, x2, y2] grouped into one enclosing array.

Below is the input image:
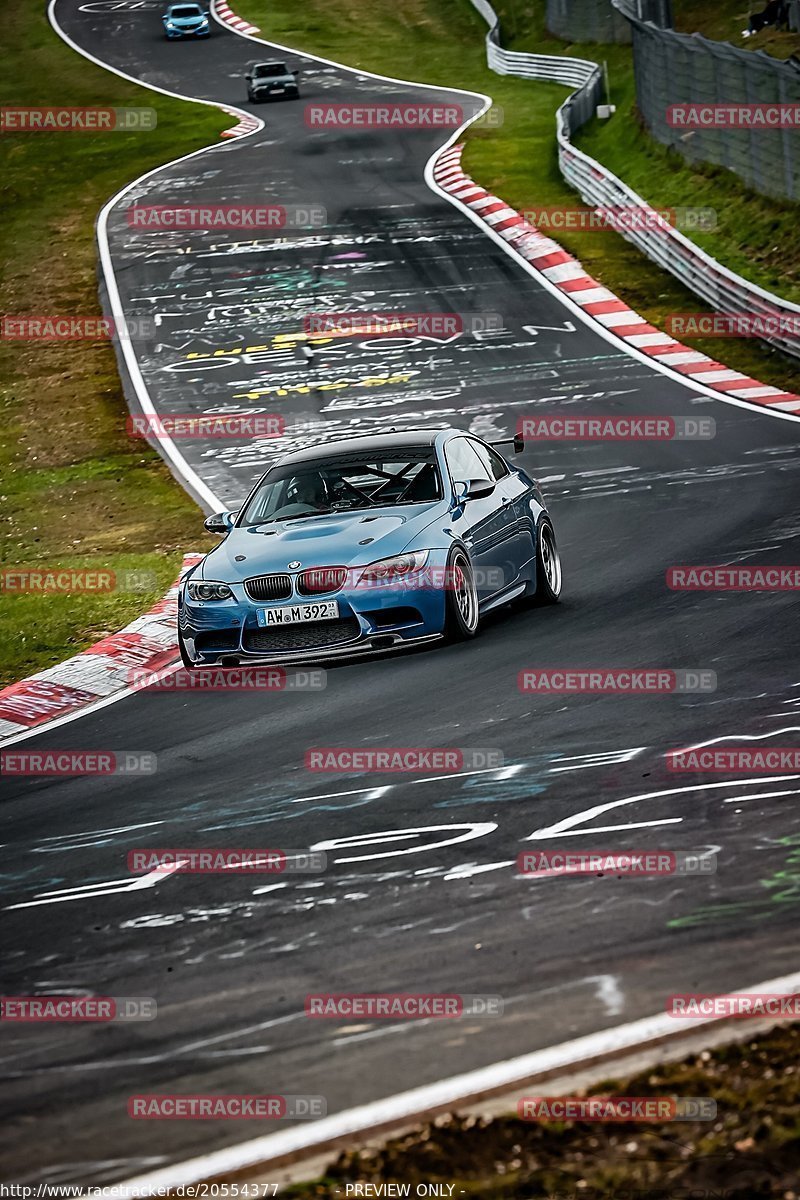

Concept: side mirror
[[466, 478, 495, 499], [513, 433, 524, 454], [292, 69, 299, 76], [245, 72, 252, 79], [204, 510, 236, 535]]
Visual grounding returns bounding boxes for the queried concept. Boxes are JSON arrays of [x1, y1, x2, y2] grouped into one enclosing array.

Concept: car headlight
[[186, 580, 233, 601], [357, 551, 429, 585]]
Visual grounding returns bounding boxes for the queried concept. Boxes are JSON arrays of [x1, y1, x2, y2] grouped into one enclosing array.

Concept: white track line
[[48, 0, 265, 513], [212, 7, 800, 424], [38, 0, 799, 757], [120, 969, 800, 1189]]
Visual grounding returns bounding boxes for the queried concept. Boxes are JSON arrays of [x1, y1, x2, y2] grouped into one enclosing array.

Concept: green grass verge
[[282, 1023, 800, 1195], [674, 0, 800, 60], [0, 1, 224, 686], [236, 0, 799, 396], [495, 1, 800, 306]]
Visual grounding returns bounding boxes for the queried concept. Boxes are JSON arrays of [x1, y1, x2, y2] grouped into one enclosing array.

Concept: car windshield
[[238, 449, 442, 525], [254, 63, 288, 77], [171, 6, 202, 15]]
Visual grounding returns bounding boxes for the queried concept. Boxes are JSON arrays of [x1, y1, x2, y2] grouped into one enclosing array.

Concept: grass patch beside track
[[673, 0, 800, 60], [494, 0, 800, 306], [285, 1022, 800, 1196], [238, 0, 799, 395], [0, 1, 223, 685]]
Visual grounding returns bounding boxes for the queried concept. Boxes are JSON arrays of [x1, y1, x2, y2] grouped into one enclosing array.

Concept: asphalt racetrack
[[1, 0, 799, 1183]]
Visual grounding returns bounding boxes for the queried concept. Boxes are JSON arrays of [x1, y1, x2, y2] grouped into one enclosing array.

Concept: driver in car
[[288, 472, 329, 511]]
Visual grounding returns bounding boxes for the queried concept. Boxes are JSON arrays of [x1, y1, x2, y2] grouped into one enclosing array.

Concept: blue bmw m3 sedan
[[177, 428, 562, 667]]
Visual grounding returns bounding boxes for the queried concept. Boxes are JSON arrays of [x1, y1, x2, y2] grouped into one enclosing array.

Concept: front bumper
[[178, 562, 449, 666], [164, 24, 210, 36], [250, 86, 298, 99]]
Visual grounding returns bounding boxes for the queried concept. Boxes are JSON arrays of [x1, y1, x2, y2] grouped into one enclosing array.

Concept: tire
[[531, 518, 562, 605], [444, 547, 480, 641]]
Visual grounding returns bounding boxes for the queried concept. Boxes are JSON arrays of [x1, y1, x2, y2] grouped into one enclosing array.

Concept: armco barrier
[[467, 0, 800, 361]]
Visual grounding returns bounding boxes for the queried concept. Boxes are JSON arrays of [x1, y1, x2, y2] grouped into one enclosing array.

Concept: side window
[[471, 440, 509, 481], [444, 437, 492, 484]]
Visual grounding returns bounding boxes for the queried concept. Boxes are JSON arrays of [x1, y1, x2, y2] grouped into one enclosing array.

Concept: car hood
[[199, 504, 447, 582]]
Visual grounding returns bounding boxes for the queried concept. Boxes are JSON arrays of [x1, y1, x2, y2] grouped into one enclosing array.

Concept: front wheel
[[444, 547, 480, 641], [531, 518, 562, 605]]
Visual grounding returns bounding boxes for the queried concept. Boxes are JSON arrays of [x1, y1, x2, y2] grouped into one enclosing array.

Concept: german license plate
[[257, 600, 339, 626]]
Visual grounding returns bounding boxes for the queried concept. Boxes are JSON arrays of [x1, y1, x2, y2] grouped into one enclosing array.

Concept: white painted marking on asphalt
[[47, 2, 266, 515], [411, 765, 522, 785], [311, 824, 497, 863], [39, 821, 164, 842], [524, 776, 800, 841], [118, 970, 800, 1191], [290, 787, 392, 805], [721, 787, 800, 803], [444, 859, 515, 880], [669, 725, 800, 752], [4, 862, 187, 909], [549, 747, 645, 773]]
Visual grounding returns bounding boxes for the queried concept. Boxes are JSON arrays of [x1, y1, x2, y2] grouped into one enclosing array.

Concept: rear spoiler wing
[[490, 434, 524, 455]]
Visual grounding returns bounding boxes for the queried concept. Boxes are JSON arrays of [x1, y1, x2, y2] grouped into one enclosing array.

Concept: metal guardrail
[[464, 0, 800, 360]]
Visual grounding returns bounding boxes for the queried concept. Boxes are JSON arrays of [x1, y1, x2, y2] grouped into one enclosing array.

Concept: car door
[[471, 439, 535, 583], [444, 437, 518, 600]]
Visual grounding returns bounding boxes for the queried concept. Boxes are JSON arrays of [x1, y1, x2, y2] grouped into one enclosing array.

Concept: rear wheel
[[531, 518, 562, 605], [444, 547, 480, 640]]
